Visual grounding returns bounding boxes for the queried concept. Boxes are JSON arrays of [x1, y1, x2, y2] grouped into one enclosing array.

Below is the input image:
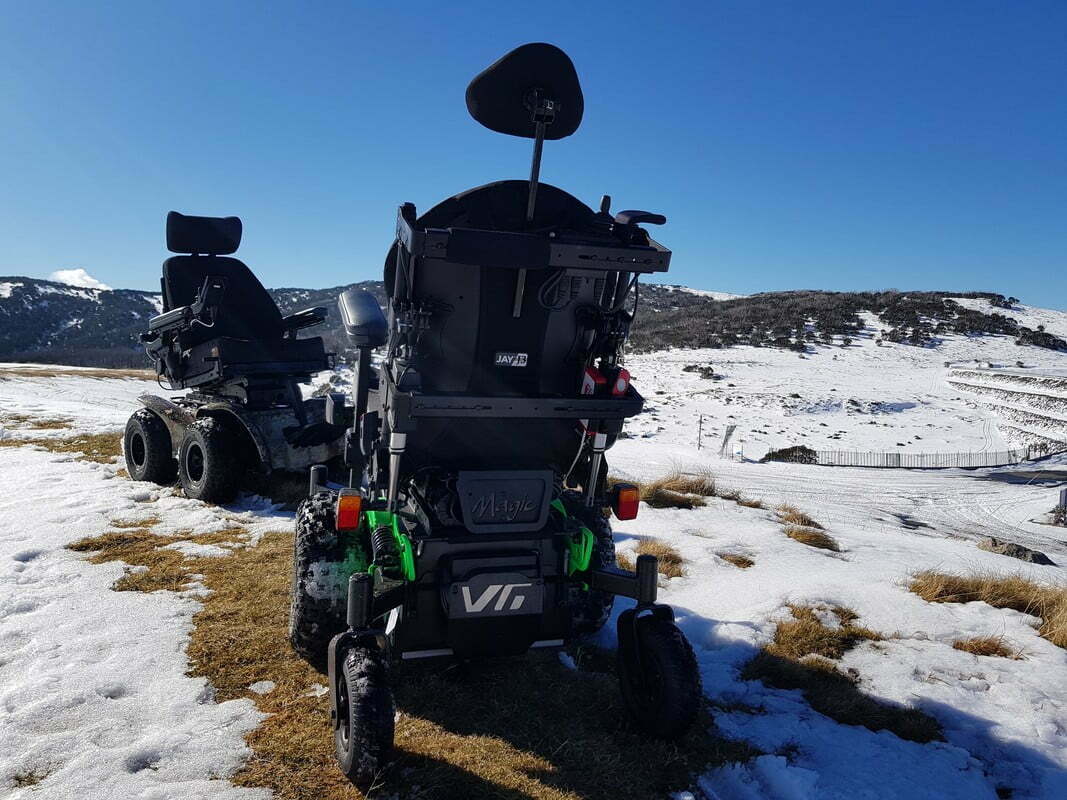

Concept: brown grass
[[777, 504, 823, 529], [735, 496, 764, 509], [68, 524, 247, 592], [0, 365, 154, 380], [634, 538, 686, 578], [0, 411, 72, 430], [0, 431, 123, 463], [952, 636, 1019, 659], [12, 768, 52, 787], [70, 524, 758, 798], [784, 525, 840, 552], [615, 551, 634, 572], [742, 606, 942, 743], [718, 553, 755, 569], [910, 571, 1067, 650]]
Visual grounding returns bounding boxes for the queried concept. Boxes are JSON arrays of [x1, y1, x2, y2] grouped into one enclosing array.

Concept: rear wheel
[[618, 614, 701, 738], [124, 409, 176, 485], [289, 491, 349, 669], [178, 416, 241, 503], [335, 644, 395, 786]]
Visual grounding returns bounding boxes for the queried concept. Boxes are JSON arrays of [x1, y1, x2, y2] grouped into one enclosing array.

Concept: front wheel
[[289, 491, 348, 669], [335, 644, 395, 786], [618, 614, 701, 738]]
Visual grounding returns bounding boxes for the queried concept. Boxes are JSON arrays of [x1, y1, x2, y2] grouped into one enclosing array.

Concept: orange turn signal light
[[336, 490, 363, 531], [611, 483, 640, 521]]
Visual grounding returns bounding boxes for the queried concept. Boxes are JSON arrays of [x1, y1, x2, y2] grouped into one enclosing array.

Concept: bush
[[762, 445, 818, 464]]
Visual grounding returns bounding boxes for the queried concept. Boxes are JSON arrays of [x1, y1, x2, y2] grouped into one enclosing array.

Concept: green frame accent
[[363, 509, 417, 582], [551, 498, 595, 575]]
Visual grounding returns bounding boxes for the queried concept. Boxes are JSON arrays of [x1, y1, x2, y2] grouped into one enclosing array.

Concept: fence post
[[1060, 488, 1067, 510], [697, 415, 703, 450]]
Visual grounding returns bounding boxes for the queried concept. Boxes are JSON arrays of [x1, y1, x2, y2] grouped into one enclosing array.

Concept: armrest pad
[[614, 210, 666, 226], [282, 306, 328, 331]]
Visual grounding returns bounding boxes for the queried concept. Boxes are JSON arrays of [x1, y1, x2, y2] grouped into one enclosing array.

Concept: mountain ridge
[[1, 275, 1064, 368]]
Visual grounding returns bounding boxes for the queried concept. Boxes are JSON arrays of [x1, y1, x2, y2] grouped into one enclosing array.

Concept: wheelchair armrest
[[282, 306, 328, 334], [143, 305, 194, 341], [614, 210, 666, 226]]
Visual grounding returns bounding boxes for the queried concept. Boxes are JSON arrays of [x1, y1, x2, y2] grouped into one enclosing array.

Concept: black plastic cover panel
[[456, 470, 553, 533]]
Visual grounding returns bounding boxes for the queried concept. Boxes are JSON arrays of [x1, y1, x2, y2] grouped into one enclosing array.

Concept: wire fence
[[767, 442, 1067, 469]]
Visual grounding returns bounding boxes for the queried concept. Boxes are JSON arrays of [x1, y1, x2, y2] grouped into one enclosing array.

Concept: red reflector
[[611, 368, 631, 397], [612, 483, 640, 521], [336, 490, 363, 531]]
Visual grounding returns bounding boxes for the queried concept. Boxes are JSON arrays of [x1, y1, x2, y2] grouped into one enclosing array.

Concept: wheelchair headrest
[[166, 211, 242, 255], [466, 43, 583, 140]]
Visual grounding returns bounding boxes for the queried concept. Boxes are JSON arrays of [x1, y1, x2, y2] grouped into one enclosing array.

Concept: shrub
[[762, 445, 818, 464]]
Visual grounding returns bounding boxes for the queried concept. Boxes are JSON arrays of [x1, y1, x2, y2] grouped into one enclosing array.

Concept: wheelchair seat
[[147, 212, 329, 394]]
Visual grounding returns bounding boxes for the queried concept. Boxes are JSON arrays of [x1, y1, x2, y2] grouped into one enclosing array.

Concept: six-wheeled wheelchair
[[125, 211, 344, 502]]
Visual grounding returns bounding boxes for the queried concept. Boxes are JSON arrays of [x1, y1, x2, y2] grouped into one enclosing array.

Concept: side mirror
[[338, 289, 387, 348]]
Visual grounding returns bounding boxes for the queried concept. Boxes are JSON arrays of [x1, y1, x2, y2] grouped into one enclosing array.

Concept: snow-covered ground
[[1, 341, 1066, 799], [624, 302, 1067, 460]]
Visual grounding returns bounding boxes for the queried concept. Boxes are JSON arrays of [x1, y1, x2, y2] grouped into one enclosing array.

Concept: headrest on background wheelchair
[[166, 211, 242, 255], [465, 43, 583, 140]]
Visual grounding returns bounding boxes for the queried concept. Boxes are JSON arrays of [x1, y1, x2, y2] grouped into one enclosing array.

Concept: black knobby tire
[[618, 615, 702, 738], [335, 644, 395, 786], [178, 416, 241, 503], [289, 491, 348, 669], [567, 498, 617, 636], [124, 409, 177, 485]]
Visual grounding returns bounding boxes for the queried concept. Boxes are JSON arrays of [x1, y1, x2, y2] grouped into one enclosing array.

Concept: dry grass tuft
[[0, 365, 154, 380], [777, 504, 823, 529], [68, 524, 246, 592], [735, 496, 764, 509], [718, 553, 755, 569], [952, 636, 1019, 659], [609, 470, 715, 510], [615, 551, 635, 572], [0, 431, 123, 463], [910, 571, 1067, 650], [0, 411, 72, 430], [784, 525, 840, 552], [743, 606, 941, 743], [634, 538, 686, 578], [12, 767, 53, 787]]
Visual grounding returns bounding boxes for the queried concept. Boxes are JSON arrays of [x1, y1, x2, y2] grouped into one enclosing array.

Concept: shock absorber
[[370, 524, 400, 576]]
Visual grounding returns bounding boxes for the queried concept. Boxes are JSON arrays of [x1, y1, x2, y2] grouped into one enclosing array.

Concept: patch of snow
[[661, 283, 747, 301], [143, 293, 164, 315], [48, 268, 112, 291], [0, 446, 276, 798], [247, 681, 275, 696], [0, 281, 23, 298]]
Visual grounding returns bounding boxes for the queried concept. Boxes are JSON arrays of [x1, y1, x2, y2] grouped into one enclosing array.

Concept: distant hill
[[1, 275, 1063, 368]]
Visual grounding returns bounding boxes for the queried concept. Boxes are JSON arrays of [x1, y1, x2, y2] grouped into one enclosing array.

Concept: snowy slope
[[1, 355, 1066, 799], [622, 308, 1067, 460]]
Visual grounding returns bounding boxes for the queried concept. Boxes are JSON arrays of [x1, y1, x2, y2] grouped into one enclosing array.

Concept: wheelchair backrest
[[162, 211, 284, 345], [386, 180, 603, 399]]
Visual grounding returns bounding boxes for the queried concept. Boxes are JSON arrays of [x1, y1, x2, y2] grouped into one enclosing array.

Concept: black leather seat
[[152, 212, 328, 390]]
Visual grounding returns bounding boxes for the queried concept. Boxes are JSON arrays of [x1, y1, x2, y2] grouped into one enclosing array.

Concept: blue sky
[[1, 1, 1064, 306]]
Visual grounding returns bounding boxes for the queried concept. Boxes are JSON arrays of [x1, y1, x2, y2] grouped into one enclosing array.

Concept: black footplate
[[456, 470, 553, 533]]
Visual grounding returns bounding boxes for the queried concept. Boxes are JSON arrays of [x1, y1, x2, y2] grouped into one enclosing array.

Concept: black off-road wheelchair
[[288, 43, 702, 783], [124, 211, 344, 503]]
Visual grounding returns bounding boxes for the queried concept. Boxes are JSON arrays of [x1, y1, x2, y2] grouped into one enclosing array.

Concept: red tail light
[[335, 490, 363, 531], [612, 483, 641, 520]]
